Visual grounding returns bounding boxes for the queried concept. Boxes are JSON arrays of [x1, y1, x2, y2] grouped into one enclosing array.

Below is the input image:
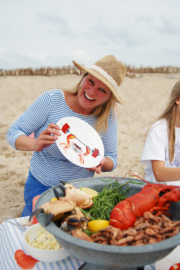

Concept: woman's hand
[[33, 123, 61, 152], [15, 123, 61, 152], [86, 157, 114, 174]]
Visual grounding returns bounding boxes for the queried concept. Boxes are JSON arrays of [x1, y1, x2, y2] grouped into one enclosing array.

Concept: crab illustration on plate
[[59, 123, 99, 165]]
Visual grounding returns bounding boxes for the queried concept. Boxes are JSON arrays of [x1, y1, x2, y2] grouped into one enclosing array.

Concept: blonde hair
[[157, 80, 180, 163], [63, 73, 117, 133]]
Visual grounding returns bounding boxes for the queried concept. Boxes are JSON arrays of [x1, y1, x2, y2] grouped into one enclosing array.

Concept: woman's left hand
[[86, 157, 113, 174], [86, 160, 104, 174]]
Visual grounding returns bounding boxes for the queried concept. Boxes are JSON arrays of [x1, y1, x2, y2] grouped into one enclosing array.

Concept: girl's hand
[[34, 123, 61, 152]]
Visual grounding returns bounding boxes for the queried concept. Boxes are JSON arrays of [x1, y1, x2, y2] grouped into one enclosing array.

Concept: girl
[[141, 80, 180, 185]]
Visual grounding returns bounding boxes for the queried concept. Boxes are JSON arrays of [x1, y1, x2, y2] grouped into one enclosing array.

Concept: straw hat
[[72, 55, 126, 104]]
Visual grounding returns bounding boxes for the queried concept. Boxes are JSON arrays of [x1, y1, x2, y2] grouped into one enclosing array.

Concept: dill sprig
[[82, 180, 129, 221]]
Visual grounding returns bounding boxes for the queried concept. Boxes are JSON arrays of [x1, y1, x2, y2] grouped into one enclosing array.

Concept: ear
[[175, 97, 180, 105]]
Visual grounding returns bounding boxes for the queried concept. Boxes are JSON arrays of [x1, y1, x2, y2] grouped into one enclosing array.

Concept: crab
[[59, 134, 91, 165], [59, 123, 100, 165], [29, 181, 93, 227]]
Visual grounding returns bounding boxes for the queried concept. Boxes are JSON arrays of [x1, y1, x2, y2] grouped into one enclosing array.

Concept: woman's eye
[[89, 79, 94, 84], [100, 89, 106, 93]]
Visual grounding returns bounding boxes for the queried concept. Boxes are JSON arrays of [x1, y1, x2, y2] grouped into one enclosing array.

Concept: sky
[[0, 0, 180, 70]]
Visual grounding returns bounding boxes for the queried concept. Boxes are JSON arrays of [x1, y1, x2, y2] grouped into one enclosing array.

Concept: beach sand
[[0, 73, 179, 224]]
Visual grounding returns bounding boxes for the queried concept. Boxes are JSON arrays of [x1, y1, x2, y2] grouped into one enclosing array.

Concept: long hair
[[157, 80, 180, 163], [62, 73, 117, 133]]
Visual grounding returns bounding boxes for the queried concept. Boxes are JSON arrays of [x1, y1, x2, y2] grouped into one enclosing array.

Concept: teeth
[[85, 93, 94, 101]]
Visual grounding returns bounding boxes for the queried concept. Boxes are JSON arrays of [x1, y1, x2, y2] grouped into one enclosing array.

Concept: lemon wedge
[[88, 220, 109, 232], [51, 197, 58, 202], [80, 187, 98, 198]]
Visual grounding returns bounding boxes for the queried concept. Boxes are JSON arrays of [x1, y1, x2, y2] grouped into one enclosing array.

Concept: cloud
[[0, 48, 78, 69], [155, 14, 180, 35], [89, 23, 148, 48], [36, 11, 78, 38], [0, 49, 54, 69], [70, 50, 93, 65], [0, 48, 12, 66]]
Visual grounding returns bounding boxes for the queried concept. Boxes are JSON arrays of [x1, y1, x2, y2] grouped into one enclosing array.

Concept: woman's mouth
[[84, 93, 95, 101]]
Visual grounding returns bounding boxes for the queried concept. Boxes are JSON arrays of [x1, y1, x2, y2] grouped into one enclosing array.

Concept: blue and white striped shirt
[[7, 89, 118, 187]]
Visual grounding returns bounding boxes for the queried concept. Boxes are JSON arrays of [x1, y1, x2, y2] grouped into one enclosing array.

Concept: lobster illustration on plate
[[59, 123, 99, 165], [110, 175, 180, 230]]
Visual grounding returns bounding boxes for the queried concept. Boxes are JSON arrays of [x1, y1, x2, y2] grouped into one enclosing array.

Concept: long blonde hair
[[63, 73, 117, 133], [157, 80, 180, 163]]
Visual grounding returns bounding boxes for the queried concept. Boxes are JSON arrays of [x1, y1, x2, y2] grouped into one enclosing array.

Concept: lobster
[[110, 173, 180, 230]]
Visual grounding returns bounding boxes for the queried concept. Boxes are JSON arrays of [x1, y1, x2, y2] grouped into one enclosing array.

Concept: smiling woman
[[6, 55, 126, 217], [64, 73, 113, 118]]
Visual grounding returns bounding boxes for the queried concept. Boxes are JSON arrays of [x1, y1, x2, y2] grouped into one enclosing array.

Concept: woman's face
[[77, 74, 112, 113]]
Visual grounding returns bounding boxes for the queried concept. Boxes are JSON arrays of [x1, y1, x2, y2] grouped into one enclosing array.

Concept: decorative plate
[[56, 117, 104, 168], [155, 245, 180, 270]]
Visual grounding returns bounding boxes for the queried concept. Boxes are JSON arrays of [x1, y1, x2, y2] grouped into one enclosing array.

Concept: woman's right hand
[[33, 123, 61, 152], [15, 123, 61, 152]]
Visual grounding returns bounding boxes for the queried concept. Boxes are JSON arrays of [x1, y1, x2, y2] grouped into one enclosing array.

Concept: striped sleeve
[[6, 91, 52, 149], [102, 111, 118, 171]]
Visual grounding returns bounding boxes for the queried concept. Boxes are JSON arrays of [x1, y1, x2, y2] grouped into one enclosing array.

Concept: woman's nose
[[89, 86, 97, 95]]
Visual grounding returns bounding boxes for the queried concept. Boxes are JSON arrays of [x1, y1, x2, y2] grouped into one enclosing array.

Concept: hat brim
[[72, 60, 125, 104]]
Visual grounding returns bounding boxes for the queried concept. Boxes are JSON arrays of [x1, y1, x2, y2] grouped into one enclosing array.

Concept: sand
[[0, 73, 179, 224]]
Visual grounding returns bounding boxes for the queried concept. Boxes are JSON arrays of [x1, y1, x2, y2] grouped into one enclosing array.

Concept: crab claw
[[53, 184, 66, 199], [29, 207, 55, 226], [71, 230, 93, 242], [66, 216, 89, 231], [29, 200, 76, 226], [54, 184, 93, 209], [67, 216, 89, 225], [65, 207, 89, 231], [59, 182, 76, 189], [67, 217, 81, 230], [59, 180, 67, 185], [29, 208, 44, 222], [44, 213, 55, 226]]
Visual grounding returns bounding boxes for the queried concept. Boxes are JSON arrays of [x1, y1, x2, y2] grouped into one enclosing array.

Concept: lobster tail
[[110, 200, 136, 230]]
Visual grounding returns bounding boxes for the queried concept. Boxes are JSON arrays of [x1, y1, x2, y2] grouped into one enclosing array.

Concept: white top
[[141, 119, 180, 186]]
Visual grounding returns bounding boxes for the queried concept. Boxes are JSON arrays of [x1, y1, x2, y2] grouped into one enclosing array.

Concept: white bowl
[[24, 223, 70, 262]]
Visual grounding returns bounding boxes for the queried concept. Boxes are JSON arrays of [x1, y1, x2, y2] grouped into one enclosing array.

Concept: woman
[[141, 80, 180, 185], [7, 55, 126, 216]]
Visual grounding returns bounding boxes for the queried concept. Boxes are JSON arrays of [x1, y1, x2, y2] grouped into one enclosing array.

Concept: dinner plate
[[56, 117, 104, 168], [155, 245, 180, 270]]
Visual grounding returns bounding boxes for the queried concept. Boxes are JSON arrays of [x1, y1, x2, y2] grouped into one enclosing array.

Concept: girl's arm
[[152, 160, 180, 182]]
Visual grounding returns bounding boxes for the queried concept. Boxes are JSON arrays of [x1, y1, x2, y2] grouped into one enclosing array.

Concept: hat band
[[91, 65, 118, 91]]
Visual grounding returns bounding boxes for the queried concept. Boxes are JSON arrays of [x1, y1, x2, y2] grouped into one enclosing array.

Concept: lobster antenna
[[118, 172, 149, 184]]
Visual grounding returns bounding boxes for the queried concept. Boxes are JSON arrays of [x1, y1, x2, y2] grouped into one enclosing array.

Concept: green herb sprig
[[82, 180, 129, 221]]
